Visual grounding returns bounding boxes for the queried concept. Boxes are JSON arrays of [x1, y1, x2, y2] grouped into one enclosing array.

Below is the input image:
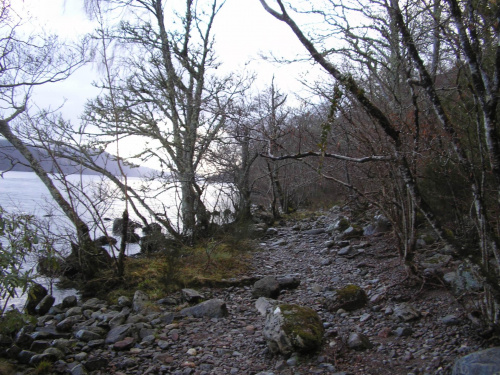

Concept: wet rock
[[453, 347, 500, 375], [180, 299, 228, 318], [263, 304, 323, 355]]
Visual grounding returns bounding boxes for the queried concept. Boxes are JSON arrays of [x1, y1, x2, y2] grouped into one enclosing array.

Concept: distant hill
[[0, 139, 158, 177]]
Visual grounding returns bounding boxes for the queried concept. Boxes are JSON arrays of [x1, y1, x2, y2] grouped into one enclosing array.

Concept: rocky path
[[5, 208, 490, 374]]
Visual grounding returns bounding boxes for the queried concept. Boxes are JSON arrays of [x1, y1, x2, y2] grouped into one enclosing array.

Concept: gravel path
[[11, 209, 487, 375]]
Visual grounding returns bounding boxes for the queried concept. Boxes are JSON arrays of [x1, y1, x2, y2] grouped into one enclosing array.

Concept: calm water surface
[[0, 171, 231, 310]]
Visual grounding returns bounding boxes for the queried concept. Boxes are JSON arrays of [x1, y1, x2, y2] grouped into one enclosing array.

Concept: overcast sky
[[15, 0, 322, 123]]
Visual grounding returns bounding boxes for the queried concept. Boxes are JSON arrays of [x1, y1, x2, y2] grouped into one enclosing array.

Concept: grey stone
[[132, 290, 150, 313], [82, 298, 105, 311], [109, 308, 130, 328], [337, 246, 354, 256], [276, 275, 301, 290], [252, 276, 280, 299], [340, 226, 363, 240], [182, 288, 204, 303], [255, 297, 278, 316], [105, 324, 137, 344], [35, 295, 55, 316], [62, 295, 78, 309], [43, 347, 64, 360], [303, 228, 326, 235], [444, 261, 483, 294], [442, 314, 460, 326], [74, 352, 88, 362], [347, 332, 373, 350], [324, 285, 368, 312], [117, 296, 132, 307], [70, 363, 88, 375], [56, 315, 83, 332], [395, 326, 413, 337], [18, 350, 36, 364], [75, 329, 103, 342], [65, 306, 83, 318], [363, 214, 391, 236], [29, 340, 51, 352], [421, 254, 452, 269], [393, 302, 421, 321], [266, 228, 278, 235], [180, 299, 228, 318], [453, 347, 500, 375], [263, 304, 323, 355], [25, 283, 48, 315]]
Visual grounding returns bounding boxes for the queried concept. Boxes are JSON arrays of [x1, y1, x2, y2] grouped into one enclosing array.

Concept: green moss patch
[[279, 304, 324, 353], [326, 284, 368, 312]]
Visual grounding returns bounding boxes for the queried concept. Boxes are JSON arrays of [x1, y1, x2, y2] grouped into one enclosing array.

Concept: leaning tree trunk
[[0, 119, 100, 279]]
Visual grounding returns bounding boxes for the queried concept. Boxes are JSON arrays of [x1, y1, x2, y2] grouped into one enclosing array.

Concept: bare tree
[[84, 0, 246, 242], [0, 1, 105, 279]]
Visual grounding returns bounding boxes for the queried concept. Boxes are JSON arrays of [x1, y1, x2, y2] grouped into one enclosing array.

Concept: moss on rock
[[279, 304, 324, 353], [325, 284, 368, 312]]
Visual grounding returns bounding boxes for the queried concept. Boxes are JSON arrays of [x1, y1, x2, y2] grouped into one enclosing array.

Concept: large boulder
[[324, 284, 368, 312], [263, 304, 324, 355], [180, 299, 228, 318], [452, 347, 500, 375]]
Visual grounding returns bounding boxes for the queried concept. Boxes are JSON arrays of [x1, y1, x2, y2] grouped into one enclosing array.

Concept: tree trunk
[[0, 119, 99, 279]]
